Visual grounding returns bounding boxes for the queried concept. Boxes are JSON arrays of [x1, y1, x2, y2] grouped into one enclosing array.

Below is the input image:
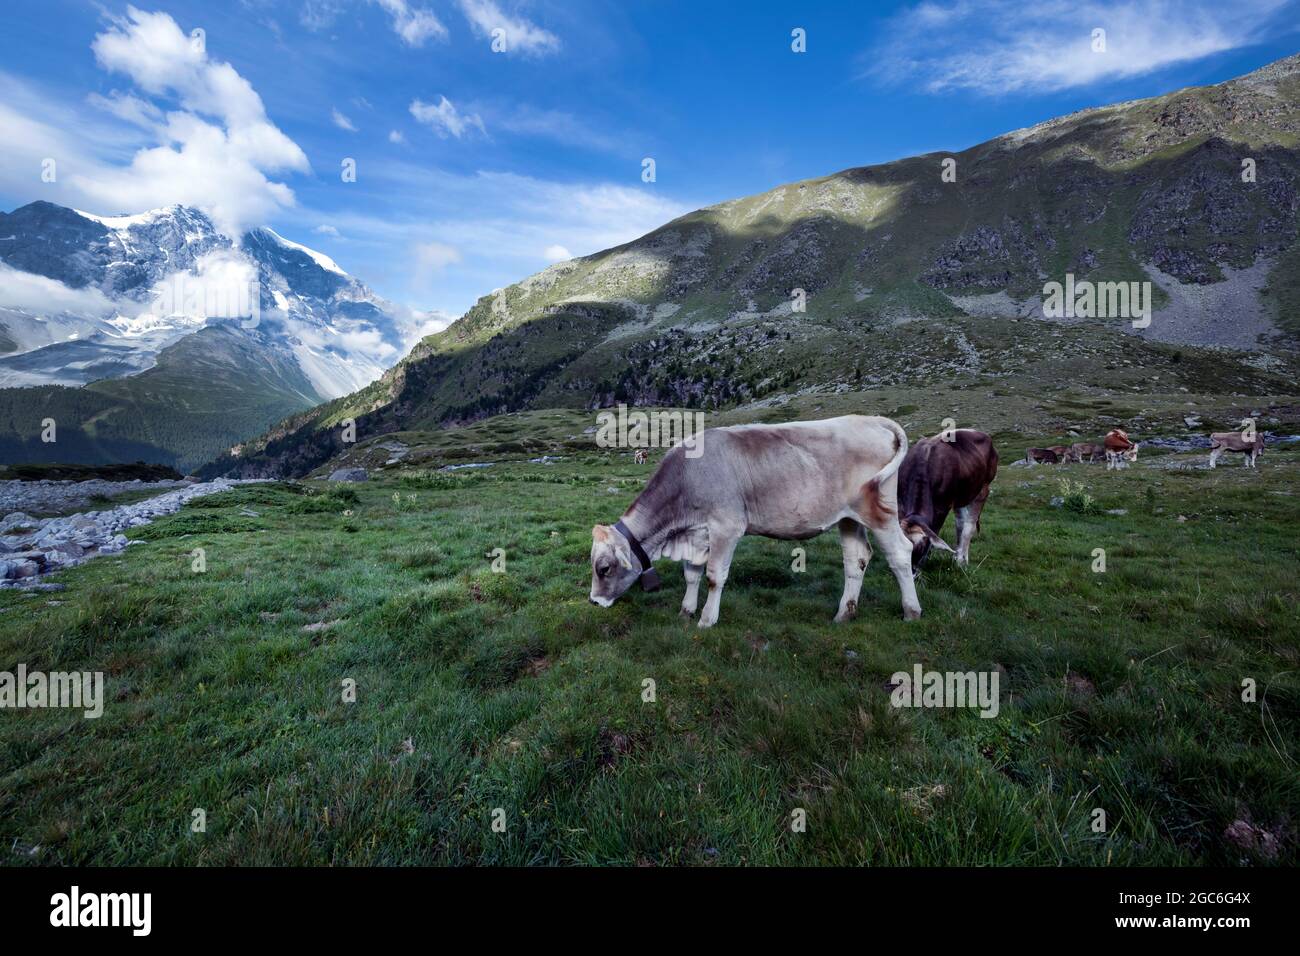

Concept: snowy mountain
[[0, 201, 426, 470], [0, 201, 411, 397]]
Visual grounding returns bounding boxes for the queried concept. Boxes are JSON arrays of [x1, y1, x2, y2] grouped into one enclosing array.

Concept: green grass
[[0, 444, 1296, 866]]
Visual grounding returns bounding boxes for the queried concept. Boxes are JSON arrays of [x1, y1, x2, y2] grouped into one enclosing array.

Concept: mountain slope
[[212, 53, 1300, 479], [0, 324, 322, 472], [0, 202, 418, 468]]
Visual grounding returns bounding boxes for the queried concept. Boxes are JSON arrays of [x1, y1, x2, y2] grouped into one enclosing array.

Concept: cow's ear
[[906, 518, 954, 553], [592, 524, 610, 542]]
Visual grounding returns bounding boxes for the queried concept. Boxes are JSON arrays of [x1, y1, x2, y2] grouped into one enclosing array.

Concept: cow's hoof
[[697, 616, 717, 629], [903, 607, 922, 622], [833, 600, 858, 623], [679, 605, 695, 617]]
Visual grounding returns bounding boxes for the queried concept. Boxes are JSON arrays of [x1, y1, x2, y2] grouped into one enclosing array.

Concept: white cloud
[[410, 96, 486, 138], [373, 0, 448, 46], [867, 0, 1291, 95], [458, 0, 560, 56], [388, 129, 406, 144], [399, 307, 458, 344], [492, 105, 625, 153], [67, 7, 310, 236], [314, 224, 341, 237], [86, 90, 163, 129], [332, 108, 357, 132], [0, 262, 117, 315], [542, 244, 572, 262], [414, 241, 463, 273]]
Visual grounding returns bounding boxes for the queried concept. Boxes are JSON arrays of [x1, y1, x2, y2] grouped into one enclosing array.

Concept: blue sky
[[2, 0, 1298, 328]]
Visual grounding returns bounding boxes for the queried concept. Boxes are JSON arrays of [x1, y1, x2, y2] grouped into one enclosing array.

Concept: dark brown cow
[[1025, 447, 1060, 465], [899, 429, 998, 569]]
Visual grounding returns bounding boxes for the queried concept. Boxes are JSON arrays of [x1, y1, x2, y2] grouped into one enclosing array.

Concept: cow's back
[[678, 415, 902, 536], [900, 430, 997, 519]]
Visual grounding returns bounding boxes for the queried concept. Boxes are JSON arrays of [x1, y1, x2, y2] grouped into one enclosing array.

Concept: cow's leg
[[954, 490, 988, 568], [834, 519, 872, 623], [1208, 447, 1219, 469], [697, 530, 741, 629], [680, 561, 705, 617], [868, 520, 922, 621]]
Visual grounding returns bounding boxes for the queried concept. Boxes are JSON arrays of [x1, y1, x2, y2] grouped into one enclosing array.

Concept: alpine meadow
[[0, 0, 1297, 909]]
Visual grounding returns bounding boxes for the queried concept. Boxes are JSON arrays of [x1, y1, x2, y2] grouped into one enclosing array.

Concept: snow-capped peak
[[72, 204, 188, 230], [256, 227, 348, 277]]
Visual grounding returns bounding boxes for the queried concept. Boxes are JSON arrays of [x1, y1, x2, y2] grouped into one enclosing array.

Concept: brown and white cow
[[898, 429, 998, 570], [1069, 442, 1104, 463], [1209, 432, 1265, 468], [1025, 447, 1060, 465], [589, 415, 922, 625], [1104, 429, 1139, 470]]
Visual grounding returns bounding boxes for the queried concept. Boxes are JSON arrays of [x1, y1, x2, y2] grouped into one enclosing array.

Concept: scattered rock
[[328, 468, 368, 482], [0, 477, 268, 587]]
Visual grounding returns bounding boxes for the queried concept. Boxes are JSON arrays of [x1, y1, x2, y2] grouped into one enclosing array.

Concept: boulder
[[328, 468, 369, 482]]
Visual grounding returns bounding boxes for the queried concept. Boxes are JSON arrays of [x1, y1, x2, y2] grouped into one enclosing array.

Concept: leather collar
[[614, 519, 660, 592]]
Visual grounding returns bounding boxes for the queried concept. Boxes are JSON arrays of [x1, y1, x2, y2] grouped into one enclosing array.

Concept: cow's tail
[[873, 417, 909, 487]]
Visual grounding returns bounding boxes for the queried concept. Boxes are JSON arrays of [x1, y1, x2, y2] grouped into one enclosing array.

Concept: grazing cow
[[1209, 432, 1265, 468], [898, 429, 998, 569], [1025, 447, 1060, 465], [1049, 444, 1071, 461], [633, 449, 648, 465], [589, 415, 923, 625], [1069, 442, 1104, 463], [1104, 429, 1139, 470]]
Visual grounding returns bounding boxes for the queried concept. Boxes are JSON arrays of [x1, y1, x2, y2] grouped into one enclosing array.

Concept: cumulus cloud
[[866, 0, 1291, 95], [410, 96, 486, 138], [542, 244, 572, 262], [373, 0, 448, 46], [388, 129, 406, 144], [458, 0, 560, 56], [331, 108, 357, 132], [66, 7, 309, 236], [314, 224, 341, 237]]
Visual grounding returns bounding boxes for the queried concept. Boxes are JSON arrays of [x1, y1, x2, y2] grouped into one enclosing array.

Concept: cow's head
[[589, 525, 641, 607], [900, 515, 955, 570], [1123, 444, 1139, 462]]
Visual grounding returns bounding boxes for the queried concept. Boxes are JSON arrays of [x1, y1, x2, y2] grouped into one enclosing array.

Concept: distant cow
[[1209, 432, 1265, 468], [1026, 447, 1060, 465], [1104, 429, 1139, 470], [898, 429, 998, 569], [1049, 445, 1071, 461], [589, 415, 923, 625], [633, 449, 648, 465], [1069, 442, 1104, 463]]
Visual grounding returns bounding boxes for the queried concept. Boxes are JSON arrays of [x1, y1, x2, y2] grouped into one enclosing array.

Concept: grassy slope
[[2, 438, 1296, 865]]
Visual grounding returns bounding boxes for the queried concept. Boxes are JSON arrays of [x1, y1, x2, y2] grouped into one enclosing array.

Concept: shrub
[[1057, 478, 1099, 515]]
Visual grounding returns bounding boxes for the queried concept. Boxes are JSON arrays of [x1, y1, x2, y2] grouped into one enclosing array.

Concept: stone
[[328, 468, 368, 482]]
